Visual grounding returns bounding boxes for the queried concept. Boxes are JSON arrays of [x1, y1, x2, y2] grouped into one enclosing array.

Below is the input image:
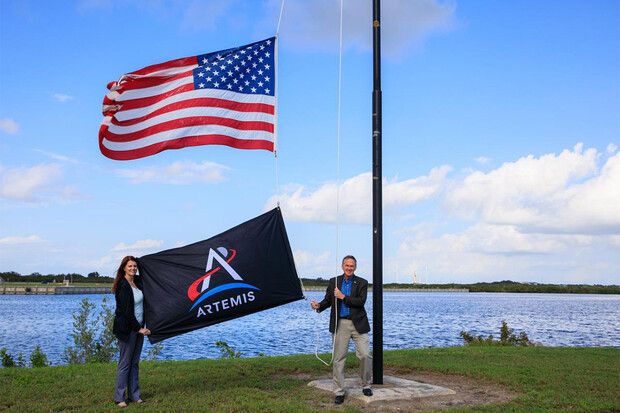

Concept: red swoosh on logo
[[187, 249, 236, 301]]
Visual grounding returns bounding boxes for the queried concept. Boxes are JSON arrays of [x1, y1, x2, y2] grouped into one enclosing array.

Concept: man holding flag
[[311, 255, 373, 404]]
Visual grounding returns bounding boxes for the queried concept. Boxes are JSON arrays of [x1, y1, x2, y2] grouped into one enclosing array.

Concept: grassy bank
[[1, 347, 618, 412]]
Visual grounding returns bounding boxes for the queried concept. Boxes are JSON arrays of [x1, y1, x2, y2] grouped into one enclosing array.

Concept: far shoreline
[[1, 281, 619, 295]]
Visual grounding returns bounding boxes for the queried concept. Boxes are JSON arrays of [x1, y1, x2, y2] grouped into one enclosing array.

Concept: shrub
[[93, 296, 118, 363], [460, 330, 498, 346], [1, 347, 49, 368], [16, 352, 26, 368], [215, 340, 243, 359], [461, 320, 534, 347], [63, 297, 118, 364], [0, 348, 16, 368], [29, 346, 49, 367], [146, 343, 164, 361], [63, 298, 96, 364]]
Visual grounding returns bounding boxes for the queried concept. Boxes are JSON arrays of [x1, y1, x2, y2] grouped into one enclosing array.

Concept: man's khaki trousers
[[332, 319, 372, 396]]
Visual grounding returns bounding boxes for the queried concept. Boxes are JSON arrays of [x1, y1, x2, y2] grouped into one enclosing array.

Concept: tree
[[63, 297, 119, 364], [63, 298, 96, 364]]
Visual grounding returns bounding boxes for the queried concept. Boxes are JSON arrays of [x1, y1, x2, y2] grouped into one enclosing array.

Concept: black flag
[[138, 208, 303, 343]]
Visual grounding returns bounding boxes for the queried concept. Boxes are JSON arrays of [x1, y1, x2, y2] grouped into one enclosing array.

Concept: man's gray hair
[[342, 255, 357, 265]]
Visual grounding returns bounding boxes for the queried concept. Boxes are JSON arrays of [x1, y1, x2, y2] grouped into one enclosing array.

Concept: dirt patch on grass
[[302, 369, 520, 412]]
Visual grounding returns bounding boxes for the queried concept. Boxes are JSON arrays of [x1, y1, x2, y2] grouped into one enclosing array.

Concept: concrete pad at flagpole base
[[308, 376, 456, 404]]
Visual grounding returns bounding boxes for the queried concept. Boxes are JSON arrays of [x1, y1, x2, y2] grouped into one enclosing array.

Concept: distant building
[[0, 276, 4, 284]]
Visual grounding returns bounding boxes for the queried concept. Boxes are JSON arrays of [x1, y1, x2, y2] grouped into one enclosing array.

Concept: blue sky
[[1, 0, 619, 285]]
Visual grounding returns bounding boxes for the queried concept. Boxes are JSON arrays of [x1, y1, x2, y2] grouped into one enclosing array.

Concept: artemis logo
[[187, 247, 260, 312]]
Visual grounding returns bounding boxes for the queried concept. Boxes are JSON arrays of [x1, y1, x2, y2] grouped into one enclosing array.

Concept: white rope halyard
[[274, 0, 345, 367], [314, 0, 345, 367]]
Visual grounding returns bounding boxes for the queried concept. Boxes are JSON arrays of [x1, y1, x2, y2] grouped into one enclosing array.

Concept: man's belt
[[339, 316, 352, 320]]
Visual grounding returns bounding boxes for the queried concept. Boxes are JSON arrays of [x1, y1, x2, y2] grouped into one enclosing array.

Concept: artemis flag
[[137, 208, 303, 343], [100, 37, 276, 161]]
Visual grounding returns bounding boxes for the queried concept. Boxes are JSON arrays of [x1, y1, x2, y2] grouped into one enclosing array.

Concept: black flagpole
[[372, 0, 383, 385]]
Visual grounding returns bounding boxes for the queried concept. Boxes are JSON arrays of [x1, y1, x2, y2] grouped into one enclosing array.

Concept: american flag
[[99, 37, 276, 161]]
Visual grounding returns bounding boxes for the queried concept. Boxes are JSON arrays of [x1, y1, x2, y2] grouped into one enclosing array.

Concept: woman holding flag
[[112, 256, 151, 407]]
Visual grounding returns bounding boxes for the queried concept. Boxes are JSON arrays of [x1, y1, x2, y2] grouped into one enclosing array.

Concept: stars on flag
[[193, 39, 274, 96]]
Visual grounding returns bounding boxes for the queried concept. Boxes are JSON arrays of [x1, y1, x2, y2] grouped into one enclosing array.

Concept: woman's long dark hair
[[111, 256, 137, 293]]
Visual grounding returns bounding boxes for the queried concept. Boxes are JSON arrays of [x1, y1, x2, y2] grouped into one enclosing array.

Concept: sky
[[1, 0, 619, 285]]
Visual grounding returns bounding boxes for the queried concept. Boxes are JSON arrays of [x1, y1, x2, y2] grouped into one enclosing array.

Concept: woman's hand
[[139, 328, 151, 336]]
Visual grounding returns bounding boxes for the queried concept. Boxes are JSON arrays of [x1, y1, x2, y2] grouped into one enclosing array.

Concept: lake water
[[0, 292, 618, 366]]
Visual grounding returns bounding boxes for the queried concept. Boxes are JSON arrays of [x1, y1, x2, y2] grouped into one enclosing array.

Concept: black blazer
[[316, 275, 370, 334], [112, 277, 144, 342]]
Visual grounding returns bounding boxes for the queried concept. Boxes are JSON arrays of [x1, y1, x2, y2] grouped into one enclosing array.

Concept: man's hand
[[310, 300, 319, 310], [334, 287, 345, 300]]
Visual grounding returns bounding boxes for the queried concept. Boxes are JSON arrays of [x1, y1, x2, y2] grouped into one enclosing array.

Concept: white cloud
[[52, 93, 74, 103], [0, 118, 19, 134], [384, 143, 620, 284], [115, 160, 229, 184], [397, 230, 510, 280], [456, 223, 584, 255], [76, 253, 126, 276], [607, 143, 618, 155], [0, 163, 61, 202], [112, 239, 164, 252], [272, 181, 339, 224], [443, 143, 620, 234], [270, 166, 450, 224], [385, 165, 451, 206], [273, 143, 620, 284], [475, 156, 491, 164], [293, 249, 333, 278], [78, 0, 456, 58], [34, 149, 81, 164], [275, 0, 456, 57], [180, 0, 238, 31], [0, 163, 87, 204], [547, 152, 620, 234], [79, 0, 455, 58], [609, 235, 620, 249], [395, 222, 599, 282], [392, 221, 438, 238], [0, 235, 43, 245]]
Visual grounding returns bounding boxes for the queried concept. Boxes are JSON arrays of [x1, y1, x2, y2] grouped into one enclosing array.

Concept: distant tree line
[[302, 278, 619, 294], [3, 273, 618, 293], [300, 277, 331, 287], [1, 271, 113, 284], [387, 280, 620, 294]]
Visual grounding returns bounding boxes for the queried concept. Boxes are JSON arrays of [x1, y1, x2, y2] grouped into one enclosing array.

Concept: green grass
[[386, 347, 619, 412], [1, 347, 618, 412]]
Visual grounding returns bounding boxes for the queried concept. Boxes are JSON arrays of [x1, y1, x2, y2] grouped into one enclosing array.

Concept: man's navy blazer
[[316, 274, 371, 334]]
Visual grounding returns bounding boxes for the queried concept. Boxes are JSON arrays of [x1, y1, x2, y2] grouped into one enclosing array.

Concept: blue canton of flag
[[193, 38, 275, 96]]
